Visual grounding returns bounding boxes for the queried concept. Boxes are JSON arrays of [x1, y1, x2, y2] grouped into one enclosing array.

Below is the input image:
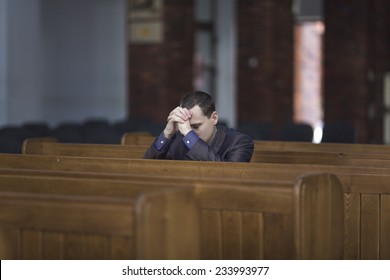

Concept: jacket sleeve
[[186, 134, 254, 162], [143, 136, 174, 159]]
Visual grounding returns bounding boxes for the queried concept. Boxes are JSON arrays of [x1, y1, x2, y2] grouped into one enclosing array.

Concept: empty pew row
[[250, 150, 390, 167], [1, 153, 389, 259], [22, 137, 146, 159], [253, 140, 390, 155], [22, 138, 390, 168], [0, 154, 344, 260], [0, 173, 200, 260]]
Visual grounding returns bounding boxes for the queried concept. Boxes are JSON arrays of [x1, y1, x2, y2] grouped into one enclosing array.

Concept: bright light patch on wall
[[313, 122, 323, 143], [294, 21, 324, 143]]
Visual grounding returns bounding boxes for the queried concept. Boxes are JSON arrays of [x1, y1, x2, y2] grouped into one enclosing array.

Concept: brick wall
[[370, 0, 390, 143], [128, 0, 195, 122], [236, 0, 294, 135], [324, 0, 390, 143]]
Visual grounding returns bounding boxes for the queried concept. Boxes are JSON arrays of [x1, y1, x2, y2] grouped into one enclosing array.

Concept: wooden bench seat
[[0, 153, 387, 259], [0, 154, 344, 260], [0, 173, 200, 260]]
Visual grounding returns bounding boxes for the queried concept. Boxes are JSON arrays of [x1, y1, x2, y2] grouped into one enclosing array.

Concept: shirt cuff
[[183, 130, 200, 149], [154, 132, 169, 151]]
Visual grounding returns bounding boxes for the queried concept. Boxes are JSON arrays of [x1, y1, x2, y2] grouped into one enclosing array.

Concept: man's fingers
[[177, 119, 192, 136], [165, 106, 192, 138], [174, 108, 187, 120], [169, 106, 192, 121], [170, 115, 185, 123], [179, 107, 192, 119]]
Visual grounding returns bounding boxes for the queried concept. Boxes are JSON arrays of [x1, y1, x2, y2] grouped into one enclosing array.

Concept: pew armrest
[[22, 137, 58, 154], [294, 173, 344, 259]]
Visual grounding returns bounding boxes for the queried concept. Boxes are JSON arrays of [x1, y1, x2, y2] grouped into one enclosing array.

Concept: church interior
[[0, 0, 390, 261]]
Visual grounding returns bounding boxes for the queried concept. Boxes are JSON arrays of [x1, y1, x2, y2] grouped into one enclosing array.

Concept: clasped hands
[[163, 106, 192, 138]]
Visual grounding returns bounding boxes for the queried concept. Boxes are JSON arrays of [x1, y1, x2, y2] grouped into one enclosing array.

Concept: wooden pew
[[0, 154, 344, 260], [1, 154, 388, 259], [250, 150, 390, 167], [22, 137, 146, 159], [254, 140, 390, 155], [0, 172, 200, 260], [119, 132, 390, 156], [22, 138, 390, 168], [253, 149, 390, 160], [121, 132, 155, 146]]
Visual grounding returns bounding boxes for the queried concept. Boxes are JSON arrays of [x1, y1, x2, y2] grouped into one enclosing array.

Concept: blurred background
[[1, 0, 390, 151]]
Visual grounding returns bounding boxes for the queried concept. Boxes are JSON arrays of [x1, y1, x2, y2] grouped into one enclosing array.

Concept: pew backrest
[[121, 132, 155, 146], [250, 150, 390, 167], [254, 140, 390, 155], [22, 138, 146, 159], [0, 173, 200, 260]]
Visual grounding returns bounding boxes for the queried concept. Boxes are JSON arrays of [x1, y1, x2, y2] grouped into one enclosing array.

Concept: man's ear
[[211, 111, 218, 125]]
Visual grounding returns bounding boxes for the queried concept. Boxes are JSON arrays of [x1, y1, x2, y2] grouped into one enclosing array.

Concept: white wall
[[0, 0, 7, 126], [7, 0, 45, 125], [1, 0, 127, 127], [40, 0, 127, 126]]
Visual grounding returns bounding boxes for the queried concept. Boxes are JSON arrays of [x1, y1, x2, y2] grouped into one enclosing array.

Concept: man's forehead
[[188, 106, 206, 124], [189, 105, 204, 117]]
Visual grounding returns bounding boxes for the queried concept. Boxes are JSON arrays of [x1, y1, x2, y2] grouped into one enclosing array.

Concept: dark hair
[[180, 91, 215, 118]]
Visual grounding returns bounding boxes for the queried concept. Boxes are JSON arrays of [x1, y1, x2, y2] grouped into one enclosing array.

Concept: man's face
[[188, 105, 218, 143]]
